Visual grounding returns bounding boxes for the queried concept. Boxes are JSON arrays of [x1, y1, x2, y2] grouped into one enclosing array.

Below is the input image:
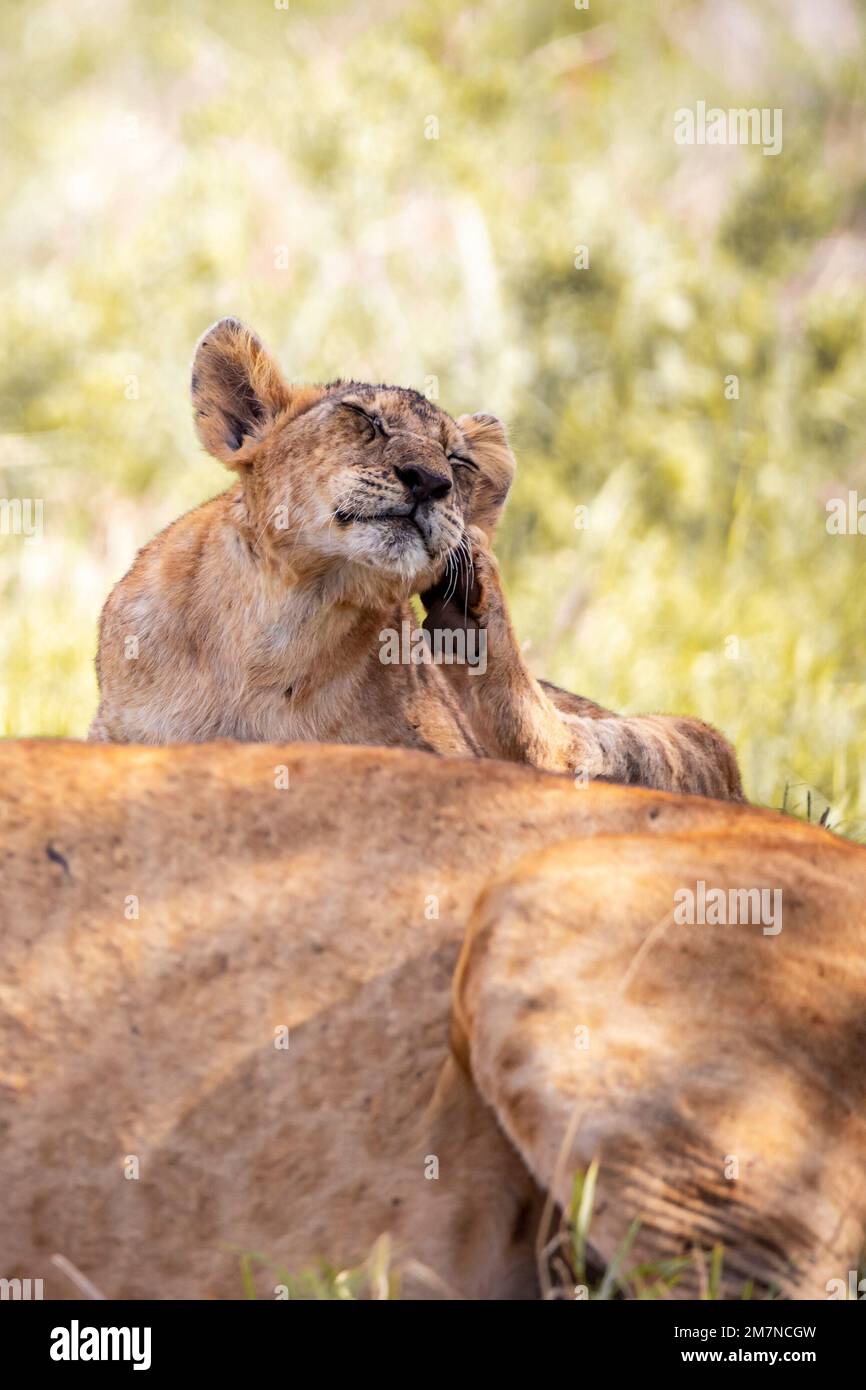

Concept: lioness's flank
[[89, 317, 742, 799], [1, 741, 861, 1298]]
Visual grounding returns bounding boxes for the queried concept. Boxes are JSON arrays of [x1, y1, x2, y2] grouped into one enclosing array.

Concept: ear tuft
[[191, 318, 296, 467], [456, 413, 516, 542]]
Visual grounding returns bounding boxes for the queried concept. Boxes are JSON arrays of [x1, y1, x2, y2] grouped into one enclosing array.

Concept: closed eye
[[341, 402, 386, 436], [448, 454, 479, 472]]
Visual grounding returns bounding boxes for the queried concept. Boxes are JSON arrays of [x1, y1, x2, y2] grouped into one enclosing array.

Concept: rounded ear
[[191, 318, 324, 467], [456, 413, 516, 543]]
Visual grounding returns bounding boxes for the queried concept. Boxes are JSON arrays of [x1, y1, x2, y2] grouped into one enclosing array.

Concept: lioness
[[1, 740, 862, 1299], [89, 318, 741, 799]]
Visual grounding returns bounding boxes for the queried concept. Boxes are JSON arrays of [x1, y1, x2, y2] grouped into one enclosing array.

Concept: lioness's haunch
[[453, 828, 866, 1298], [89, 317, 741, 800], [1, 740, 861, 1299]]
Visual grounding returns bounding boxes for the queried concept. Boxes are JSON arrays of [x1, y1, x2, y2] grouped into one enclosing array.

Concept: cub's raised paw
[[421, 526, 501, 630], [461, 526, 499, 624]]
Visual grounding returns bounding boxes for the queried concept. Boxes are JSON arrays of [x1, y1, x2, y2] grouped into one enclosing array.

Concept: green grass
[[548, 1160, 779, 1301], [236, 1236, 399, 1301], [239, 1165, 795, 1301]]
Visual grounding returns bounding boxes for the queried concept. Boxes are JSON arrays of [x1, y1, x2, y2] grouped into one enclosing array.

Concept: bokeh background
[[2, 0, 865, 831]]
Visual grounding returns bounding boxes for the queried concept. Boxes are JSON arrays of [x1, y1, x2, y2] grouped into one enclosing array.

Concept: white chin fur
[[345, 521, 442, 579]]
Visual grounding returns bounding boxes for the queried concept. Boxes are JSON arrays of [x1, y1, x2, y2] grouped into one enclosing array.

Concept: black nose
[[394, 462, 452, 503]]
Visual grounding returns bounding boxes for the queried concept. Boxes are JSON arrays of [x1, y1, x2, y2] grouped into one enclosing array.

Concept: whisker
[[442, 548, 460, 606], [456, 534, 475, 623]]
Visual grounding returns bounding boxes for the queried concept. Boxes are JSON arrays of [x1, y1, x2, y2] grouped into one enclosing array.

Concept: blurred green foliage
[[1, 0, 865, 832]]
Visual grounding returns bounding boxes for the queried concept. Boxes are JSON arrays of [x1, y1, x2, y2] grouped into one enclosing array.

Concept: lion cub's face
[[191, 319, 515, 595], [271, 383, 475, 582]]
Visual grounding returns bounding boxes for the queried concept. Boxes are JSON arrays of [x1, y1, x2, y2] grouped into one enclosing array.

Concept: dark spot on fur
[[507, 1087, 543, 1148], [201, 952, 229, 980], [46, 843, 71, 877], [649, 806, 660, 820], [519, 994, 550, 1015], [224, 412, 248, 451], [499, 1042, 527, 1072], [284, 685, 293, 699], [510, 1198, 534, 1245]]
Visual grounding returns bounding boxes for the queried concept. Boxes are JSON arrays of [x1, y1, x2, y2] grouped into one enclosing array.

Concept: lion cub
[[89, 317, 742, 800]]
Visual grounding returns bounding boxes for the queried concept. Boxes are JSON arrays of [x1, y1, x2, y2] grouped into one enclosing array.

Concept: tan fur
[[453, 827, 866, 1298], [423, 529, 743, 799], [0, 739, 859, 1299], [89, 318, 741, 800]]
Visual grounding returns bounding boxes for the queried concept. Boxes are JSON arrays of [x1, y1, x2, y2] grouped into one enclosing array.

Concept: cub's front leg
[[422, 530, 743, 801], [421, 531, 601, 776]]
